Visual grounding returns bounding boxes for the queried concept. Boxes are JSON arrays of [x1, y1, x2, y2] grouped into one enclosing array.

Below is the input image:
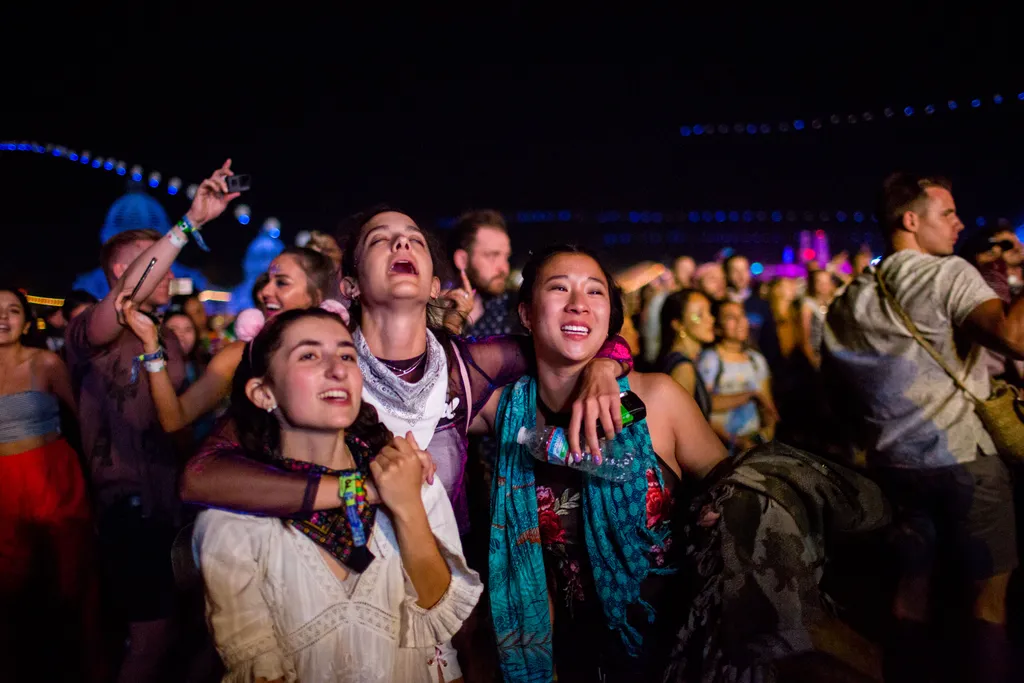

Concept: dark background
[[3, 5, 1023, 293]]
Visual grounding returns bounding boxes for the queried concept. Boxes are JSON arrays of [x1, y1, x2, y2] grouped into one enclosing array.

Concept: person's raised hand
[[184, 159, 241, 228], [115, 294, 160, 353], [442, 268, 476, 321]]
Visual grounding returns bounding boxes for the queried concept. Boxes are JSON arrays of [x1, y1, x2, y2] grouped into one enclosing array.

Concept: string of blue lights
[[0, 140, 280, 238], [678, 91, 1023, 138], [4, 140, 999, 233]]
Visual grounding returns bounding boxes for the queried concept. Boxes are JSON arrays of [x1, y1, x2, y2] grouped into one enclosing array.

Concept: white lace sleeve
[[194, 511, 297, 682], [397, 480, 484, 648]]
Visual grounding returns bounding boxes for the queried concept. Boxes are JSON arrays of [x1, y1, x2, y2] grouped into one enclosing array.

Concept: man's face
[[466, 226, 511, 296], [908, 187, 964, 256], [726, 257, 751, 292]]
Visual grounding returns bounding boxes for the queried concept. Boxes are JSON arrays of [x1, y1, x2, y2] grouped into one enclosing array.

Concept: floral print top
[[533, 457, 679, 683]]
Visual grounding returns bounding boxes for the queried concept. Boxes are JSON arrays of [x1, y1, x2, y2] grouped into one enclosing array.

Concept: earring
[[266, 403, 277, 413]]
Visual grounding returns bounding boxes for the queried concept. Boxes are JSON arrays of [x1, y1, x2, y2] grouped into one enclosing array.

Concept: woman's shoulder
[[628, 370, 689, 407], [27, 348, 64, 376], [194, 509, 277, 548]]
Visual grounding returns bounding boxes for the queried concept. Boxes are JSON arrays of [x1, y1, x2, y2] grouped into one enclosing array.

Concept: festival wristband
[[144, 358, 166, 374], [338, 473, 369, 547], [131, 347, 166, 383], [167, 228, 188, 249], [175, 215, 210, 252]]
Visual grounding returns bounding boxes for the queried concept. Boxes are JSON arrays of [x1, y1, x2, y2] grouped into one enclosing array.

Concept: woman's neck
[[718, 339, 745, 354], [359, 306, 428, 360], [535, 358, 587, 414], [670, 334, 702, 360], [0, 342, 24, 368], [279, 428, 355, 470]]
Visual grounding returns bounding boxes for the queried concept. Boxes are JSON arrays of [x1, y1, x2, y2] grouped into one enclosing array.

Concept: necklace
[[378, 353, 427, 378]]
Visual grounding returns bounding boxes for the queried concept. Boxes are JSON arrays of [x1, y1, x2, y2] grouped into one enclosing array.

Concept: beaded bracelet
[[175, 215, 210, 252], [338, 472, 369, 547]]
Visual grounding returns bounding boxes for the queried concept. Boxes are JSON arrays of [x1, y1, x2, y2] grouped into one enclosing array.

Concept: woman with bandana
[[193, 307, 482, 682]]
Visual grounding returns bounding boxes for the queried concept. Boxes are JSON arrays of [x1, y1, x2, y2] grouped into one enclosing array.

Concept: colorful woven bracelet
[[338, 472, 369, 547], [175, 215, 210, 252]]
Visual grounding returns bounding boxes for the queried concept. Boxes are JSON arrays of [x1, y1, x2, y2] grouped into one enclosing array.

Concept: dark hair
[[0, 287, 33, 341], [658, 288, 709, 366], [711, 297, 743, 324], [516, 244, 624, 339], [100, 229, 162, 284], [230, 308, 392, 461], [807, 269, 835, 297], [877, 172, 952, 237], [337, 204, 453, 329], [276, 246, 338, 304], [449, 209, 508, 260], [61, 289, 97, 321], [251, 272, 270, 309]]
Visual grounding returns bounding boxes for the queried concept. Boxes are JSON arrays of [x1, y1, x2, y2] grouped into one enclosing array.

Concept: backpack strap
[[450, 340, 473, 434]]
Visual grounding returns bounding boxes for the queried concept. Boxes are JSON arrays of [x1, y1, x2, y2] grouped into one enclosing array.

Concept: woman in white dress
[[193, 307, 482, 683]]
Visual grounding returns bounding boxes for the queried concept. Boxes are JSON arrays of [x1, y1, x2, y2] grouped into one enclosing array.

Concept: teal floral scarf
[[489, 375, 667, 682]]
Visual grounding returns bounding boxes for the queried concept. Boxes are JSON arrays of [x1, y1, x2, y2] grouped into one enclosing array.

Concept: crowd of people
[[2, 162, 1023, 682]]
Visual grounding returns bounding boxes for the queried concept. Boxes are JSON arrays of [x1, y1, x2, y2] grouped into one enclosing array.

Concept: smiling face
[[0, 291, 29, 346], [681, 291, 715, 344], [520, 252, 612, 366], [716, 301, 749, 343], [248, 316, 363, 433], [349, 211, 440, 308], [260, 254, 316, 318], [163, 314, 197, 355]]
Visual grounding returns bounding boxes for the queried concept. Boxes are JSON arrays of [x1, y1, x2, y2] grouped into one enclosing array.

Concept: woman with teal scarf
[[473, 245, 727, 683]]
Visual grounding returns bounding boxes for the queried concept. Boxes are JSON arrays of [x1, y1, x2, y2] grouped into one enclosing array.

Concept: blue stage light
[[746, 124, 758, 134], [976, 217, 986, 227], [728, 211, 739, 222], [794, 119, 805, 130], [836, 211, 847, 222], [688, 211, 700, 223], [679, 126, 692, 137], [239, 214, 251, 225], [168, 186, 178, 195], [771, 211, 783, 223], [715, 211, 726, 222], [924, 105, 935, 114], [994, 94, 1004, 104], [854, 211, 865, 223], [948, 100, 958, 110], [693, 124, 704, 135], [971, 99, 981, 108], [628, 211, 641, 223], [751, 262, 764, 276], [904, 106, 914, 116], [68, 153, 79, 161]]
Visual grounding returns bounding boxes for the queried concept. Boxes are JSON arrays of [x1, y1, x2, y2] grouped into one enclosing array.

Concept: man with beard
[[446, 209, 523, 337]]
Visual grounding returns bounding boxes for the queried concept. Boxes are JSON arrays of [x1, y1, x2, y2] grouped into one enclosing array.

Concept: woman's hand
[[370, 432, 427, 519], [184, 159, 242, 229], [115, 294, 160, 353], [568, 359, 623, 462]]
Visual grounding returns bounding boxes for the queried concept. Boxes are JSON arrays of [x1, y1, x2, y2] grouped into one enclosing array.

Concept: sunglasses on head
[[989, 239, 1016, 252]]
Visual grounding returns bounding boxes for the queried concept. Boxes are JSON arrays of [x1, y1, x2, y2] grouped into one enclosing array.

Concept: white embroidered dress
[[194, 479, 483, 683]]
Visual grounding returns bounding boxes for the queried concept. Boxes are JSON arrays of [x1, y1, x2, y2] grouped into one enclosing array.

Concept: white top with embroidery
[[194, 479, 483, 683]]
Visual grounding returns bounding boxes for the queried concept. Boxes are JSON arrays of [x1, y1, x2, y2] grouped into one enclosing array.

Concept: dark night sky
[[3, 5, 1023, 293]]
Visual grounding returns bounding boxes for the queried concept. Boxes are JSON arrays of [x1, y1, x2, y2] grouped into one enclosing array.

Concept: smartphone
[[596, 391, 648, 439], [169, 278, 193, 297], [129, 258, 158, 302], [226, 174, 251, 193]]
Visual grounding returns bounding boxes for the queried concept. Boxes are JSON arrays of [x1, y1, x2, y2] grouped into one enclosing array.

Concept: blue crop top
[[0, 391, 61, 444]]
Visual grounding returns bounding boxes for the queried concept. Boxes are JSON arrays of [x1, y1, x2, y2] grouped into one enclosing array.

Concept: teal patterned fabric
[[489, 375, 666, 682]]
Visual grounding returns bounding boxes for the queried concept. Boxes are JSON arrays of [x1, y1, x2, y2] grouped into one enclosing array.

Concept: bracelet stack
[[130, 347, 167, 384], [174, 215, 210, 252], [338, 473, 370, 547]]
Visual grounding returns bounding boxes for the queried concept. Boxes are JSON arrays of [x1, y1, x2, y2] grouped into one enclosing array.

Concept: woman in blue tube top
[[0, 287, 104, 682]]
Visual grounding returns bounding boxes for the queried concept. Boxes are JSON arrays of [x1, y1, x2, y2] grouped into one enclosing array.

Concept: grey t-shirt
[[823, 250, 998, 469]]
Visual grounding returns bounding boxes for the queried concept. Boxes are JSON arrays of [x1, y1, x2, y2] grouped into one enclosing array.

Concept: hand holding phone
[[226, 174, 251, 193], [129, 258, 158, 302]]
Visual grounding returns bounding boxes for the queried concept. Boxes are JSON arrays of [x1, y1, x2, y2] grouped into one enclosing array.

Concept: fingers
[[582, 398, 602, 464], [567, 399, 583, 462], [221, 158, 233, 172], [460, 268, 474, 294], [405, 431, 420, 451]]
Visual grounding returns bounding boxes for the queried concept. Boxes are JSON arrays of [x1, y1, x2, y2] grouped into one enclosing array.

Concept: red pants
[[0, 438, 105, 681]]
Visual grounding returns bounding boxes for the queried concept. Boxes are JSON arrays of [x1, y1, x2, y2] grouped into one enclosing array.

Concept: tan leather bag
[[875, 268, 1024, 463]]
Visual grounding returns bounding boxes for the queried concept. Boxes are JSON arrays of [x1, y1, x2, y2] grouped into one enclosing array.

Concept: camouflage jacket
[[663, 442, 889, 683]]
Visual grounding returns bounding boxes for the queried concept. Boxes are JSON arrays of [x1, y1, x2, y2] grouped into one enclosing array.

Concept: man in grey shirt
[[824, 173, 1019, 683]]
